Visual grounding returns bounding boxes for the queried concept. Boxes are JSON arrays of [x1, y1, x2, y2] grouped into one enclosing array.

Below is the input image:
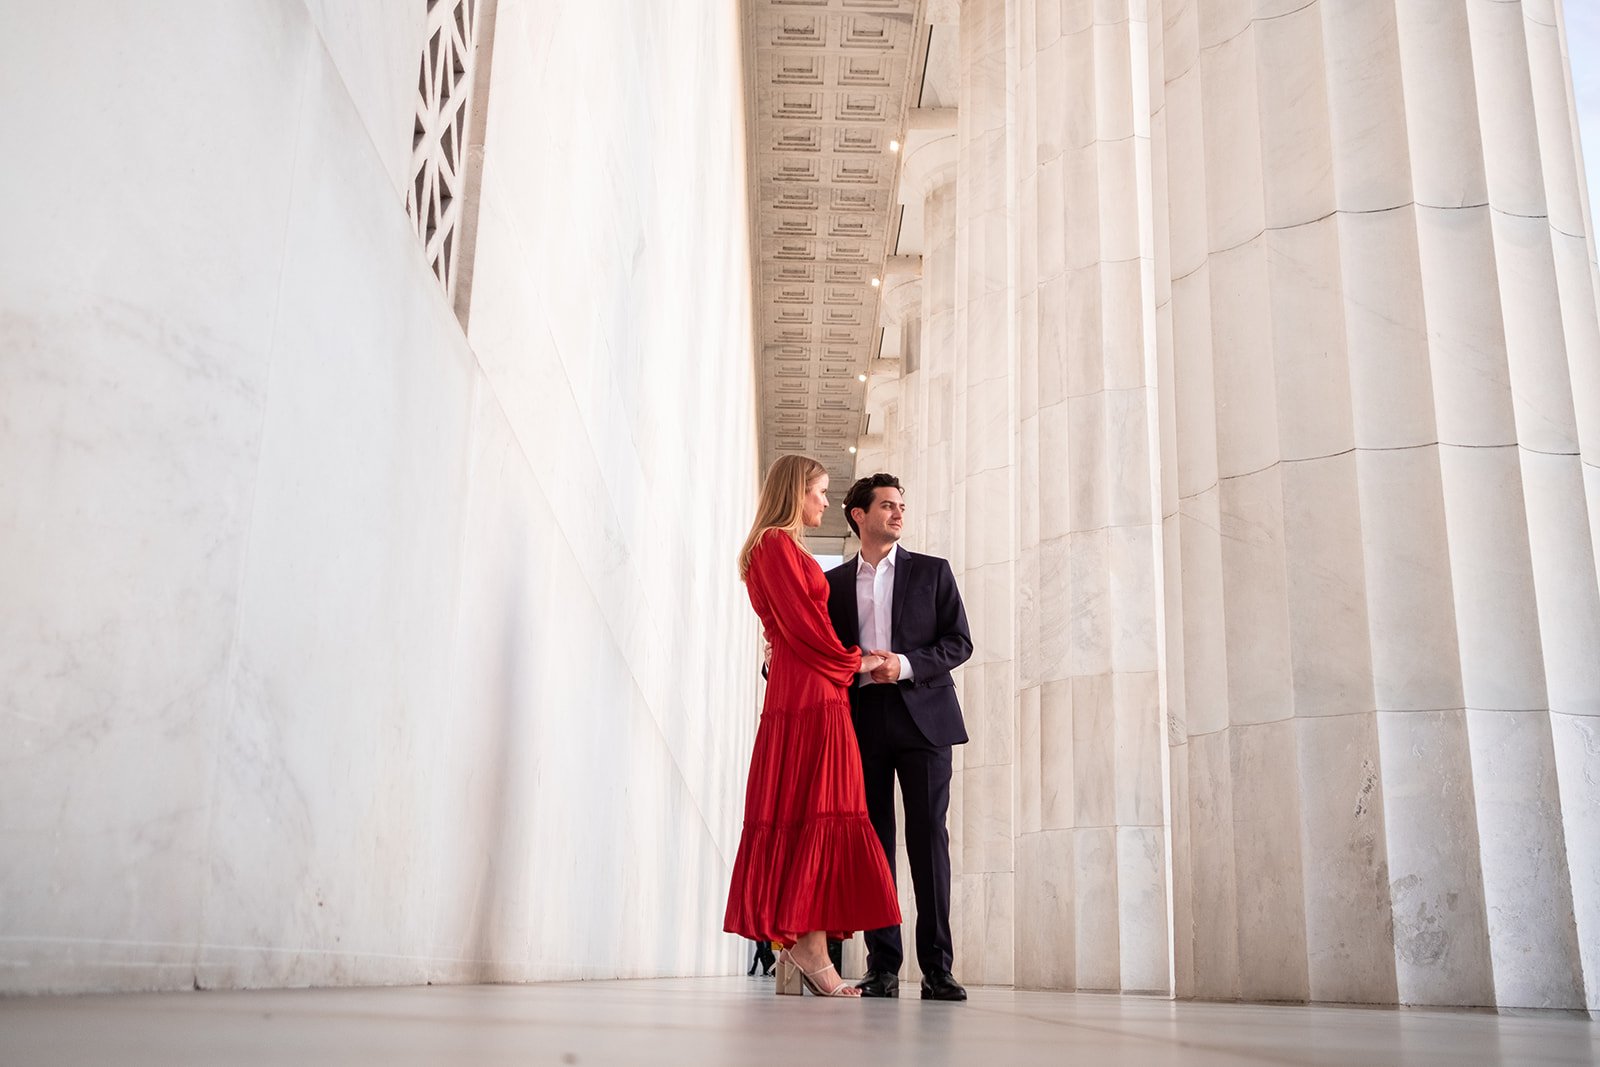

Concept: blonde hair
[[739, 454, 827, 579]]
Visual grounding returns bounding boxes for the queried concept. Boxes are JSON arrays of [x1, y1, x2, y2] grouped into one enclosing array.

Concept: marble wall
[[868, 0, 1600, 1009], [0, 0, 761, 995]]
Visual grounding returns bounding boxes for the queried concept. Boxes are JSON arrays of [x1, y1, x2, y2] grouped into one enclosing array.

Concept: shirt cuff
[[897, 654, 913, 682]]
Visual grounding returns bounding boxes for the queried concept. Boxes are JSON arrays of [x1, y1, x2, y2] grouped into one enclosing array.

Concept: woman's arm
[[751, 531, 869, 685]]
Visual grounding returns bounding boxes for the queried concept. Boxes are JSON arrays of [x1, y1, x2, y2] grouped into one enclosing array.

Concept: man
[[825, 473, 972, 1001]]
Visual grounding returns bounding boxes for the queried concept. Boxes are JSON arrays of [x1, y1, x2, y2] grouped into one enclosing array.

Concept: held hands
[[859, 651, 888, 674], [868, 649, 902, 684]]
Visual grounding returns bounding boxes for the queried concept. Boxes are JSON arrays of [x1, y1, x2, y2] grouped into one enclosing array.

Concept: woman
[[723, 455, 901, 997]]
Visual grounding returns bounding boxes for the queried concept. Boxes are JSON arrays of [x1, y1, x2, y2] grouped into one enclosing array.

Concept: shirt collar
[[856, 545, 900, 577]]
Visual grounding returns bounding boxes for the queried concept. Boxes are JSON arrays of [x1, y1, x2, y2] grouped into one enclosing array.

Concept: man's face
[[854, 486, 906, 543]]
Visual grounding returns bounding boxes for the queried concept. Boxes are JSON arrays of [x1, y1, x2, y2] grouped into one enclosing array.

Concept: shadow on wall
[[462, 546, 531, 977]]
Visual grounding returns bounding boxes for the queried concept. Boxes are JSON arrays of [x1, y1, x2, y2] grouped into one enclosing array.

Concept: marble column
[[857, 259, 921, 479], [898, 0, 1600, 1009], [950, 0, 1018, 988], [901, 136, 963, 566], [1007, 0, 1171, 995], [1152, 0, 1599, 1008], [880, 126, 961, 985]]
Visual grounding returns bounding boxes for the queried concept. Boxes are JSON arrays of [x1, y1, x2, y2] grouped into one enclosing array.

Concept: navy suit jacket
[[824, 547, 972, 747]]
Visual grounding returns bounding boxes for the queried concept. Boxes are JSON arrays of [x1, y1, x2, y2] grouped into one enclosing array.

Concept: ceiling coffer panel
[[749, 0, 918, 540]]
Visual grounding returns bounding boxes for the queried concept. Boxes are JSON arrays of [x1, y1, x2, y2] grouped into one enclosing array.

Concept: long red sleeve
[[750, 530, 861, 685]]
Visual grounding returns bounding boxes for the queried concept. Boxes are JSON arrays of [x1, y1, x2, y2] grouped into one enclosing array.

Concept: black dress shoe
[[856, 971, 900, 998], [920, 970, 967, 1001]]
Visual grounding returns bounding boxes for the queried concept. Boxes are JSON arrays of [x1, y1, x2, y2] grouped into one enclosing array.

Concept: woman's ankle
[[790, 933, 823, 957]]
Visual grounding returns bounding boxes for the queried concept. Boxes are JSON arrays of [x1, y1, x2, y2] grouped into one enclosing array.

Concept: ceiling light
[[870, 277, 881, 287], [889, 139, 900, 153], [857, 373, 868, 382], [848, 446, 858, 455]]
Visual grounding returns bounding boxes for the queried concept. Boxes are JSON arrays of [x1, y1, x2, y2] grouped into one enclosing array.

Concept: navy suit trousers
[[853, 682, 954, 976]]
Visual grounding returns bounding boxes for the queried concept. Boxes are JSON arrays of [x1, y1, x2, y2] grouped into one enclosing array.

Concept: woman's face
[[800, 474, 830, 528]]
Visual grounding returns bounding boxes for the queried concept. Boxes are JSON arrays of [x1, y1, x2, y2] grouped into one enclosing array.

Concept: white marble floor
[[2, 976, 1596, 1066]]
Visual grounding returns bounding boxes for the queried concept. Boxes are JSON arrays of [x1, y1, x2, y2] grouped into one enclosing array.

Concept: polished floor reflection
[[2, 976, 1596, 1065]]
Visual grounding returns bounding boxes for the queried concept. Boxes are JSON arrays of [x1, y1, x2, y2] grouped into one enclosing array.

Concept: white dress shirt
[[855, 546, 914, 687]]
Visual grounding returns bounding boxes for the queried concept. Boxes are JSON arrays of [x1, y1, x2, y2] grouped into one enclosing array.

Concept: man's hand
[[869, 649, 901, 684]]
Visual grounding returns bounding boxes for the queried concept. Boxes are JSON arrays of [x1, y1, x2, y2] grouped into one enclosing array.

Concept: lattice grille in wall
[[407, 0, 479, 301]]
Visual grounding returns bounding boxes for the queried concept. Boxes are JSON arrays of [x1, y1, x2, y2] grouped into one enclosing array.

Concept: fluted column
[[900, 136, 961, 562], [1152, 0, 1599, 1009], [883, 125, 959, 986], [1547, 0, 1600, 1014], [1012, 0, 1056, 993], [856, 259, 921, 478], [951, 0, 1016, 988], [1008, 0, 1171, 995], [884, 0, 1598, 1010]]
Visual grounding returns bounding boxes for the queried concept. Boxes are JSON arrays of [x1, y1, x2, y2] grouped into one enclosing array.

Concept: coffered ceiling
[[743, 0, 925, 545]]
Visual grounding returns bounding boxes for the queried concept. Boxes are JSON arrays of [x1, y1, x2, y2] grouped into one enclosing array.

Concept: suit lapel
[[840, 554, 862, 647], [890, 546, 912, 645]]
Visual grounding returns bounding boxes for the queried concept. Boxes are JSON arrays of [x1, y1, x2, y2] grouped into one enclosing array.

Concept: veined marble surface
[[0, 0, 760, 994]]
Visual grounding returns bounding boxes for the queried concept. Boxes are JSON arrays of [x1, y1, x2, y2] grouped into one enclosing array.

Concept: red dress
[[723, 529, 901, 945]]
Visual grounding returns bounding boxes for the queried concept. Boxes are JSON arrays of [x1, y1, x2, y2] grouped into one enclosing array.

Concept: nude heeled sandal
[[774, 955, 804, 995], [776, 950, 861, 997]]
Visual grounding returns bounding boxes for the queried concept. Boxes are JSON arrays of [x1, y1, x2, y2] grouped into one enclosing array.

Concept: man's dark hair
[[843, 473, 904, 536]]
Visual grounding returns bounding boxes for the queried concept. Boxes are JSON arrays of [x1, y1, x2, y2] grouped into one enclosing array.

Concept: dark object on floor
[[747, 940, 776, 977]]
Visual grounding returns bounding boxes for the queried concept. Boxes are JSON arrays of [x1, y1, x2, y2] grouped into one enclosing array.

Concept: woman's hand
[[859, 651, 887, 674]]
